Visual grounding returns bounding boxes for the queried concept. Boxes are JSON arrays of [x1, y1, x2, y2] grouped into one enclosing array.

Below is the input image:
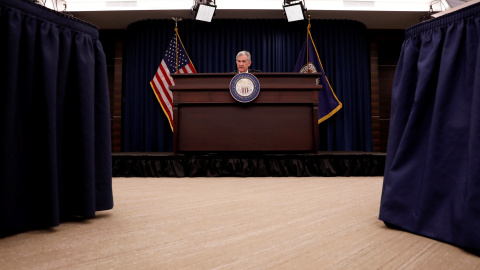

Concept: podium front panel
[[171, 73, 320, 154]]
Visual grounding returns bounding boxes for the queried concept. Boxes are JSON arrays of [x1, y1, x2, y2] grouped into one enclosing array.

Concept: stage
[[112, 152, 386, 177]]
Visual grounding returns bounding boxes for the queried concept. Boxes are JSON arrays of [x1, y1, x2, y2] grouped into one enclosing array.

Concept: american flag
[[150, 31, 196, 131]]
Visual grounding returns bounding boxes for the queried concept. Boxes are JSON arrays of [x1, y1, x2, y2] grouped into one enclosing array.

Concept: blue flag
[[293, 24, 342, 124]]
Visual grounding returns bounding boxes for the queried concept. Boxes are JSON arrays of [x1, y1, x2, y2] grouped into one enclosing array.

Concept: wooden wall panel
[[368, 29, 404, 153], [100, 30, 125, 153], [370, 37, 381, 152]]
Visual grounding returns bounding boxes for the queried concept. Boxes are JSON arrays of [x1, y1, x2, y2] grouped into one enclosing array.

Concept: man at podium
[[234, 51, 261, 73]]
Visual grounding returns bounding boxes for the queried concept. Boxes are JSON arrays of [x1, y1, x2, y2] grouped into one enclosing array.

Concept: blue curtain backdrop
[[123, 19, 373, 152], [379, 2, 480, 253], [0, 0, 113, 235]]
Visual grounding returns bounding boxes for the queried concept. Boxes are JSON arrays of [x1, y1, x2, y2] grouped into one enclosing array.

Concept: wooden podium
[[170, 73, 321, 154]]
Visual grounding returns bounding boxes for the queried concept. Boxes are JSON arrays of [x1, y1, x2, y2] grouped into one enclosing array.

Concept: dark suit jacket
[[233, 69, 262, 73]]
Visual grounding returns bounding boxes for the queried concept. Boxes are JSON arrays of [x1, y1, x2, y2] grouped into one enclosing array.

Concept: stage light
[[283, 0, 307, 22], [192, 0, 217, 22]]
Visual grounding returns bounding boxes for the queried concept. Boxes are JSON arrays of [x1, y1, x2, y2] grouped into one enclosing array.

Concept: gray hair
[[236, 51, 251, 62]]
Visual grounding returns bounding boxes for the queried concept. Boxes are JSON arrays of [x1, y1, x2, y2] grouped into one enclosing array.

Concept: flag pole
[[172, 17, 182, 73], [307, 14, 312, 73]]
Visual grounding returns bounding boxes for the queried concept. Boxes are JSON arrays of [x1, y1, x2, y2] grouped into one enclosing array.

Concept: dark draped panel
[[0, 0, 113, 236], [379, 3, 480, 253], [112, 153, 386, 177], [123, 19, 373, 152]]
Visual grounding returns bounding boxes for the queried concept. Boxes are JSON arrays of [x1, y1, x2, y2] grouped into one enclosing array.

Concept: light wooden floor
[[1, 177, 479, 269]]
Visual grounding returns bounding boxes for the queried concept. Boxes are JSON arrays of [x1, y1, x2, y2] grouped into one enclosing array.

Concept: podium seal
[[229, 73, 260, 103]]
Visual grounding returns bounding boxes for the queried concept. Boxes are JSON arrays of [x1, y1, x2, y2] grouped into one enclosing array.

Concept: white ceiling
[[60, 0, 450, 29]]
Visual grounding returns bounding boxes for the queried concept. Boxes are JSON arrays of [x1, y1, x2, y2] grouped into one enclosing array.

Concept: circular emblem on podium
[[229, 73, 260, 103]]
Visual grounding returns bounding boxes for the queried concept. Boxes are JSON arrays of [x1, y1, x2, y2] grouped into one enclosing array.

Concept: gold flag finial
[[172, 17, 182, 30], [307, 14, 312, 32]]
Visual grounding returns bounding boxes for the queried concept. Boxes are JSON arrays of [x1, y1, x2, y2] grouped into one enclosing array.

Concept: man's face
[[236, 55, 251, 73]]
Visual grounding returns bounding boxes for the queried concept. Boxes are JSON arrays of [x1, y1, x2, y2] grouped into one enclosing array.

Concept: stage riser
[[112, 153, 385, 177]]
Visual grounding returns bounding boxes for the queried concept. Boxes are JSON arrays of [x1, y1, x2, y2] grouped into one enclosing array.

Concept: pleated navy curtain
[[380, 2, 480, 253], [123, 19, 373, 152], [0, 0, 113, 236]]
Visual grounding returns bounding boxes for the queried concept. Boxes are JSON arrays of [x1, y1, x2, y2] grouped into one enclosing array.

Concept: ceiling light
[[283, 0, 307, 22], [192, 0, 217, 22]]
